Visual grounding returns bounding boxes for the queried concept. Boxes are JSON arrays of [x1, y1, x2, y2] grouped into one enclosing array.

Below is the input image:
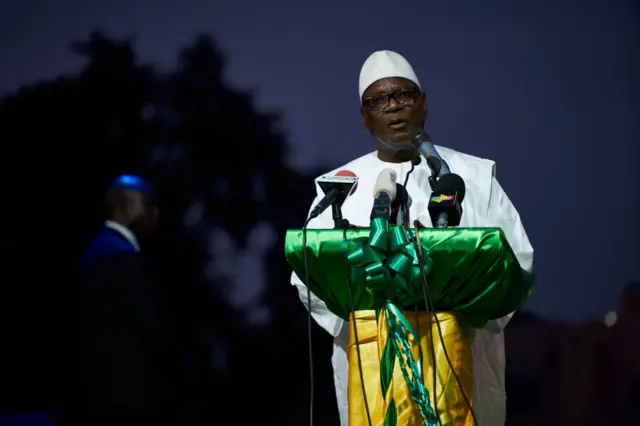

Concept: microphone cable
[[402, 161, 441, 425], [414, 220, 478, 426], [302, 216, 373, 426], [343, 226, 373, 426], [415, 152, 478, 424], [404, 157, 478, 425], [401, 160, 425, 384], [302, 216, 316, 426], [413, 222, 478, 426]]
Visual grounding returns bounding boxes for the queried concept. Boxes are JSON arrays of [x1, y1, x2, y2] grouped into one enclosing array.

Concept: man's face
[[360, 77, 427, 143], [129, 192, 159, 235]]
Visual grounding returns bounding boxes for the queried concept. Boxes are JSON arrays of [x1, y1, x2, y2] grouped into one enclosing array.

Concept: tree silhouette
[[71, 31, 156, 175], [0, 31, 160, 417], [0, 31, 338, 423]]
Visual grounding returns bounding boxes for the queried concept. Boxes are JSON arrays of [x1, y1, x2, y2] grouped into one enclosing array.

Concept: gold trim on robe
[[347, 310, 474, 426]]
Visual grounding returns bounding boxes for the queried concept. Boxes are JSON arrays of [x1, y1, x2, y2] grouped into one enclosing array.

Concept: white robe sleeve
[[290, 189, 349, 346], [482, 176, 534, 333]]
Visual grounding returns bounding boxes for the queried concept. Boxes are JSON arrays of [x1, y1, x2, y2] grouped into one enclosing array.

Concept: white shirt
[[105, 220, 140, 252], [291, 148, 534, 426]]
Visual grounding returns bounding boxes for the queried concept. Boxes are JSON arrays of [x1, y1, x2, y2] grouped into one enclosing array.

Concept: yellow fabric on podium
[[347, 310, 474, 426]]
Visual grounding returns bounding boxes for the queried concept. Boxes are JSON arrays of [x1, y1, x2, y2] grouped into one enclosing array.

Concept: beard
[[374, 135, 419, 163]]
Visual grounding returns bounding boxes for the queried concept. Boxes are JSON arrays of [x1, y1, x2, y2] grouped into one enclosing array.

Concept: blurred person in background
[[75, 175, 190, 426]]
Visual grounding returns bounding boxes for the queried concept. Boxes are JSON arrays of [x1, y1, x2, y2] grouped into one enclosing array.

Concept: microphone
[[411, 130, 451, 179], [427, 173, 466, 228], [370, 169, 397, 220], [391, 183, 412, 226], [309, 170, 358, 220]]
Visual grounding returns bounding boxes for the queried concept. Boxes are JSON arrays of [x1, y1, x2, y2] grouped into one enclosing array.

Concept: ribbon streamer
[[384, 302, 438, 426], [344, 217, 437, 426]]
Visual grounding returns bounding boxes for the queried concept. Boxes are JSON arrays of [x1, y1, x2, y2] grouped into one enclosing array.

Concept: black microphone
[[370, 169, 397, 220], [391, 183, 412, 226], [411, 130, 451, 179], [427, 173, 466, 228], [309, 170, 358, 219]]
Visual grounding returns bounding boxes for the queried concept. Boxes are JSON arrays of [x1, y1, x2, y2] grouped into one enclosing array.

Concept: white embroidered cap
[[358, 50, 421, 103]]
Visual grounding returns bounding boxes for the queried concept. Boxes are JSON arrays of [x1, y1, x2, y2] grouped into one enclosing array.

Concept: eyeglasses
[[363, 87, 421, 111]]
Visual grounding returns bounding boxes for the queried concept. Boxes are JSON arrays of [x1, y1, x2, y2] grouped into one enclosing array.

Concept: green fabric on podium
[[285, 227, 533, 328]]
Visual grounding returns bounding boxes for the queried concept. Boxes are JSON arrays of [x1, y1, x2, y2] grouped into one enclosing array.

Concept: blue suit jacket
[[79, 227, 184, 416]]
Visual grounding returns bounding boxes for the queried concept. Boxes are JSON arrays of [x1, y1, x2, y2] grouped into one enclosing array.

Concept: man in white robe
[[291, 50, 534, 426]]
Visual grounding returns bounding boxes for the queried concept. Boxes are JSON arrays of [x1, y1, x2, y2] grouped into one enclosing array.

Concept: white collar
[[105, 220, 140, 252]]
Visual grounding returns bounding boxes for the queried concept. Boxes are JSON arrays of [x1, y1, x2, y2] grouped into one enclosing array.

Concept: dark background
[[0, 32, 338, 424], [0, 0, 638, 424], [2, 0, 638, 321]]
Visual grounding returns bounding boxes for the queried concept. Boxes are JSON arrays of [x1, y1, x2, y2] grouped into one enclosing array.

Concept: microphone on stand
[[411, 130, 450, 191], [427, 173, 466, 228], [391, 183, 412, 227], [411, 130, 451, 177], [370, 169, 397, 220], [310, 170, 359, 228], [303, 169, 358, 424]]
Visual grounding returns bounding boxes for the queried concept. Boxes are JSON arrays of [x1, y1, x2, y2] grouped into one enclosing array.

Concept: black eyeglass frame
[[362, 86, 422, 111]]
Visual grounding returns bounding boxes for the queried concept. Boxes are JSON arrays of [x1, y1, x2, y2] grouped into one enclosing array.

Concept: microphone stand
[[426, 156, 441, 191], [331, 201, 350, 229]]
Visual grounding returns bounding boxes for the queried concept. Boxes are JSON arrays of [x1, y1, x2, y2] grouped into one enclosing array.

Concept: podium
[[285, 219, 533, 426]]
